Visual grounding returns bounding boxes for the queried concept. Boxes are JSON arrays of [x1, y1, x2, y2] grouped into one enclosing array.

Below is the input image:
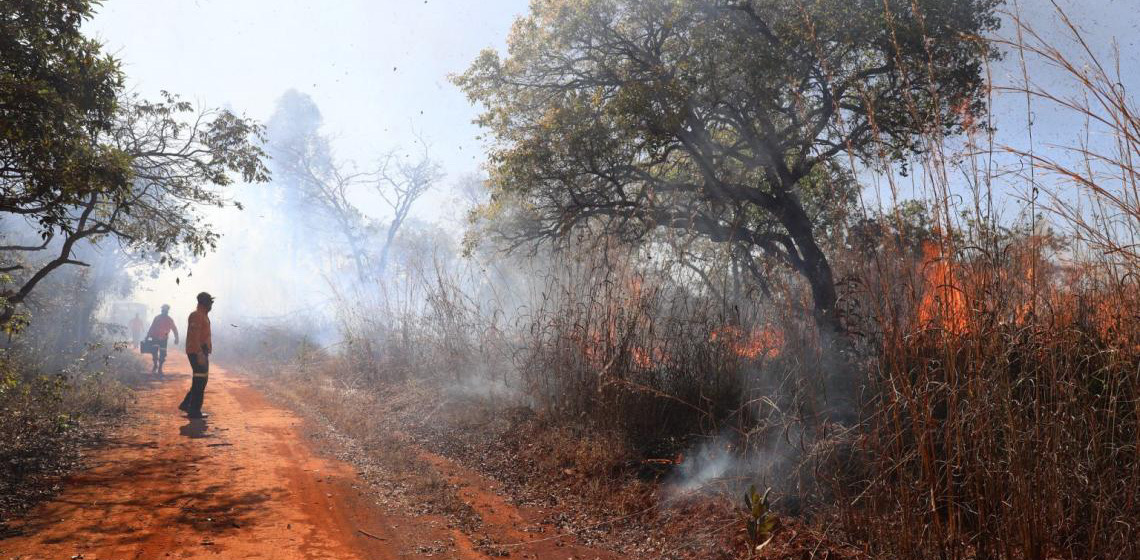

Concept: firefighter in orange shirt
[[129, 313, 145, 343], [178, 292, 214, 419], [145, 304, 179, 375]]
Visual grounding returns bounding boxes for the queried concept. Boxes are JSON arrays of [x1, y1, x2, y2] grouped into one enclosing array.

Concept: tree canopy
[[0, 0, 269, 326], [266, 90, 442, 283], [456, 0, 1001, 332], [1, 0, 127, 231]]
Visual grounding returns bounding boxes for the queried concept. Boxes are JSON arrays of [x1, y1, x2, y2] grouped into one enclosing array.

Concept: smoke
[[667, 436, 737, 496], [661, 333, 850, 506], [662, 423, 804, 505], [444, 360, 520, 402], [123, 89, 484, 359]]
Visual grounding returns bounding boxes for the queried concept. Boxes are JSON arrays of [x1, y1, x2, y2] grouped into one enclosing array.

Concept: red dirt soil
[[0, 353, 621, 560]]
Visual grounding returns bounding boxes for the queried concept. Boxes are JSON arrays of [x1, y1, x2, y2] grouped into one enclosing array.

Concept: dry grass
[[0, 344, 142, 525], [220, 5, 1140, 559], [814, 5, 1140, 559]]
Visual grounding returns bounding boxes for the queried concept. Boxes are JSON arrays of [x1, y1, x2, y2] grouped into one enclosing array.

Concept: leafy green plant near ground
[[742, 486, 777, 557]]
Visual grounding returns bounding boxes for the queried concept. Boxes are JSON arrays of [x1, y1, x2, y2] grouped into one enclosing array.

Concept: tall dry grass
[[821, 4, 1140, 559], [324, 242, 823, 461], [224, 4, 1139, 559]]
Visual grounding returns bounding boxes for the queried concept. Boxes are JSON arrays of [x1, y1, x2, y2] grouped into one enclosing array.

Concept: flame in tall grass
[[710, 325, 784, 360], [916, 239, 968, 335]]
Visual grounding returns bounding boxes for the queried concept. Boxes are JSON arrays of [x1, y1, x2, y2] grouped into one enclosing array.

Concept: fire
[[631, 345, 670, 369], [576, 331, 610, 369], [1092, 297, 1140, 352], [917, 239, 969, 335], [575, 331, 672, 371], [711, 325, 784, 360]]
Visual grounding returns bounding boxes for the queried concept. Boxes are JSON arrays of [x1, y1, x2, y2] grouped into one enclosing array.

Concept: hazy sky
[[86, 0, 1138, 212], [84, 0, 1138, 317], [88, 0, 529, 204], [87, 0, 530, 315]]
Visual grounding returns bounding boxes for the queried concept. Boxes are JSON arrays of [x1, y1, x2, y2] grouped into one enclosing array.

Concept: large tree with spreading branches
[[1, 0, 269, 327], [456, 0, 1001, 334]]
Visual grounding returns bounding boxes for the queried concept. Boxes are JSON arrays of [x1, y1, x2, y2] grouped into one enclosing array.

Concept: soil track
[[1, 353, 618, 560]]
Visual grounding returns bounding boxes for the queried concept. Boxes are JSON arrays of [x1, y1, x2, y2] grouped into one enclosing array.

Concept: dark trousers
[[151, 339, 168, 371], [180, 354, 209, 414]]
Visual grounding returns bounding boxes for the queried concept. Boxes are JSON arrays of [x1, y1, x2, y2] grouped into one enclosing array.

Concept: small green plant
[[743, 485, 777, 557]]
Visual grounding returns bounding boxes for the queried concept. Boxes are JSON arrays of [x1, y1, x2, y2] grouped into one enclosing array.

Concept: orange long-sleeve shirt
[[185, 307, 212, 356], [147, 314, 178, 340]]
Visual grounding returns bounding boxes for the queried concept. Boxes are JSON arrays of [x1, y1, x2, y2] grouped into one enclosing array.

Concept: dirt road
[[1, 354, 618, 559]]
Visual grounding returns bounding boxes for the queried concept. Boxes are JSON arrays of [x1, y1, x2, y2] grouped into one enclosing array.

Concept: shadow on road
[[179, 418, 208, 438]]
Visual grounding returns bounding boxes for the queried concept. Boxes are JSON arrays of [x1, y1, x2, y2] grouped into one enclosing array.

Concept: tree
[[373, 140, 444, 277], [0, 93, 269, 326], [1, 0, 268, 326], [456, 0, 1001, 334], [1, 0, 127, 240], [267, 91, 441, 282], [265, 90, 375, 282]]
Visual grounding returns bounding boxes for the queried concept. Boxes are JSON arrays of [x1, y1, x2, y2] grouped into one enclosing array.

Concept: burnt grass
[[254, 370, 864, 560]]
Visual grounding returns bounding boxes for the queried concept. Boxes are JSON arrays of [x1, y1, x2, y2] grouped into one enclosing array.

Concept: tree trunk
[[773, 193, 842, 336], [377, 218, 402, 278], [347, 234, 369, 283], [772, 189, 857, 425]]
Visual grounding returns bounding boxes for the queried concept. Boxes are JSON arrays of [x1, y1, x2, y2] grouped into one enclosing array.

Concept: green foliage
[[0, 345, 135, 517], [0, 0, 129, 230], [108, 91, 269, 264], [0, 1, 270, 326], [743, 485, 777, 555], [847, 199, 938, 258], [456, 0, 1003, 328]]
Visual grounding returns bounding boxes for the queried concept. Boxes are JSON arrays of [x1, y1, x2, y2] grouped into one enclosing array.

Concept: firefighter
[[178, 292, 214, 419], [129, 313, 145, 344], [145, 304, 179, 375]]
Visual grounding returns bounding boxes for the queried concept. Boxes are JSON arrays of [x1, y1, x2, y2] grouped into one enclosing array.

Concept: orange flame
[[630, 345, 672, 369], [954, 97, 975, 131], [711, 325, 784, 360], [576, 331, 673, 371], [917, 240, 969, 334]]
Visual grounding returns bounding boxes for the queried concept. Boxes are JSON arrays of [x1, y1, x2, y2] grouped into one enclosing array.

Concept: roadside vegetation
[[225, 2, 1139, 559], [0, 0, 267, 525], [3, 1, 1137, 559], [0, 342, 141, 527]]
